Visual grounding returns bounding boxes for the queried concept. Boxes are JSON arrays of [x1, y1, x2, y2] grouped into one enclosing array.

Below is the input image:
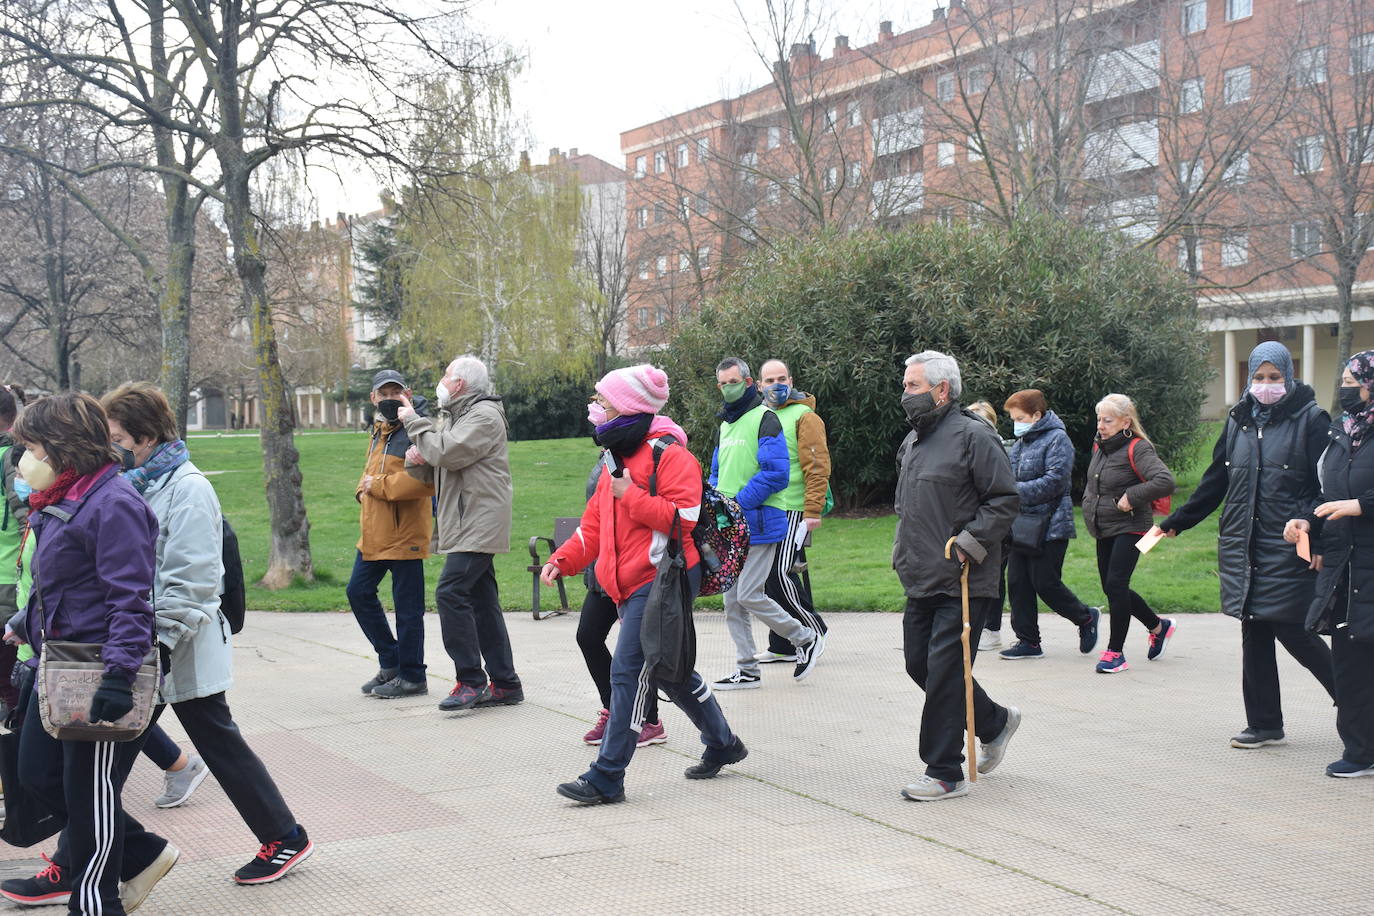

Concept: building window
[[1296, 46, 1328, 87], [654, 201, 667, 224], [848, 103, 862, 128], [1225, 0, 1250, 21], [1223, 65, 1250, 104], [965, 65, 990, 94], [1179, 158, 1204, 193], [1016, 121, 1034, 151], [696, 136, 710, 162], [637, 307, 649, 328], [1291, 222, 1322, 258], [1222, 234, 1248, 266], [678, 195, 691, 220], [654, 150, 667, 173], [1222, 151, 1250, 184], [634, 155, 646, 179], [740, 150, 757, 184], [679, 252, 690, 272], [968, 135, 984, 161], [1177, 238, 1201, 270], [1014, 48, 1036, 81], [936, 73, 956, 102], [1348, 127, 1374, 164], [676, 143, 689, 168], [766, 180, 781, 204], [1180, 76, 1204, 114], [1294, 135, 1324, 174], [936, 206, 956, 227], [636, 206, 648, 229], [1182, 0, 1206, 34], [826, 107, 838, 129], [698, 246, 710, 270], [656, 254, 668, 275], [848, 161, 863, 184], [695, 191, 709, 216], [933, 141, 953, 167], [1351, 33, 1374, 75], [638, 261, 649, 280], [767, 125, 781, 149], [824, 166, 838, 190]]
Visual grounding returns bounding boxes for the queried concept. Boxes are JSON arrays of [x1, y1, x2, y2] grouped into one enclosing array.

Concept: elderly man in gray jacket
[[894, 351, 1021, 801], [399, 355, 523, 713]]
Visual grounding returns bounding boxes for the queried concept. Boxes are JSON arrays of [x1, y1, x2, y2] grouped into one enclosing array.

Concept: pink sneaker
[[636, 721, 667, 747], [583, 708, 610, 745], [1096, 650, 1129, 673]]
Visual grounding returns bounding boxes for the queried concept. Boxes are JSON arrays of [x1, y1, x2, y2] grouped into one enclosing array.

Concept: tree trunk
[[1334, 262, 1357, 410], [158, 227, 196, 436], [223, 164, 313, 588]]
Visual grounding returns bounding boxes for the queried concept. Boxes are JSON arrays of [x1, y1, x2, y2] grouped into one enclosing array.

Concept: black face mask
[[1339, 385, 1367, 415], [901, 391, 937, 429], [114, 444, 137, 471], [377, 399, 402, 422]]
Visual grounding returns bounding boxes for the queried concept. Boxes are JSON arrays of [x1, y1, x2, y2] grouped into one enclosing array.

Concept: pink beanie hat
[[596, 364, 670, 415]]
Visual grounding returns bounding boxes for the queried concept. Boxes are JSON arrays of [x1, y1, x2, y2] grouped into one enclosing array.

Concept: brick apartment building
[[620, 0, 1374, 417]]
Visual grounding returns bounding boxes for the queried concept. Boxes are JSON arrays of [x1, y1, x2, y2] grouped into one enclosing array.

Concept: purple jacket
[[28, 465, 158, 682]]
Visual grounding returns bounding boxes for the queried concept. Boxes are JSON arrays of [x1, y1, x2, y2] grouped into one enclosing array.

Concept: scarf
[[718, 386, 762, 424], [122, 439, 190, 494], [1344, 349, 1374, 446], [593, 414, 653, 458], [1246, 341, 1295, 426], [26, 467, 82, 513]]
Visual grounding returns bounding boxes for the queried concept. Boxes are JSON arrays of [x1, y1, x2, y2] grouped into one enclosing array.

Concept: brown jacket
[[1082, 432, 1175, 539], [793, 395, 832, 519], [356, 417, 434, 561]]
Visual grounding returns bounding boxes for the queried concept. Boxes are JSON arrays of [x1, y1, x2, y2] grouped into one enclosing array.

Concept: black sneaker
[[1147, 618, 1177, 660], [1230, 728, 1286, 749], [1078, 608, 1101, 654], [370, 677, 429, 698], [555, 778, 625, 805], [361, 668, 398, 694], [793, 633, 826, 681], [233, 826, 314, 885], [998, 640, 1044, 660], [475, 684, 524, 707], [1325, 758, 1374, 778], [0, 855, 70, 906], [712, 671, 761, 690], [438, 682, 491, 711], [685, 737, 748, 779]]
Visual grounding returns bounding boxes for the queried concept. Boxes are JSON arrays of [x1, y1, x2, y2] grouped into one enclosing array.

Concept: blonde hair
[[967, 400, 997, 429], [1096, 393, 1150, 442]]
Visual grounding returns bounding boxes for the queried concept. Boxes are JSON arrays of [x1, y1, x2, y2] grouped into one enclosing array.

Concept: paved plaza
[[1, 609, 1368, 914]]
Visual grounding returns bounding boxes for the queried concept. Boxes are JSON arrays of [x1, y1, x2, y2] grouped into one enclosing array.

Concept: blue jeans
[[583, 566, 736, 797], [346, 552, 428, 682]]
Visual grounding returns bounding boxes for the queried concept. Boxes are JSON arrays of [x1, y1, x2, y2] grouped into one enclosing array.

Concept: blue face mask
[[1013, 420, 1034, 437], [13, 478, 31, 502], [762, 383, 791, 408]]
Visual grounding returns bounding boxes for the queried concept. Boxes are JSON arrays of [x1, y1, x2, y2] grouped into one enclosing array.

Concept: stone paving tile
[[3, 610, 1370, 914]]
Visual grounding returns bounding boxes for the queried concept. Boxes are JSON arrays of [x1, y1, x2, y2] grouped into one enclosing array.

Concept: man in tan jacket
[[398, 355, 523, 713], [350, 370, 435, 699]]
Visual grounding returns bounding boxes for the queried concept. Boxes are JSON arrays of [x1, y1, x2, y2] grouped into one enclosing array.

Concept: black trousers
[[985, 547, 1009, 633], [766, 511, 828, 655], [1332, 621, 1374, 764], [902, 595, 1009, 782], [18, 692, 167, 915], [575, 587, 659, 723], [435, 552, 520, 689], [1241, 617, 1335, 732], [1008, 539, 1093, 645], [1096, 534, 1161, 653]]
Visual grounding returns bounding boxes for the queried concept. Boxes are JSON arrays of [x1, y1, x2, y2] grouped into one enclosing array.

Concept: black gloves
[[89, 673, 134, 723]]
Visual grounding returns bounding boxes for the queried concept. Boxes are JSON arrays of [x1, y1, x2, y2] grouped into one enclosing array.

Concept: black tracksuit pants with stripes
[[765, 510, 828, 656], [18, 690, 168, 915]]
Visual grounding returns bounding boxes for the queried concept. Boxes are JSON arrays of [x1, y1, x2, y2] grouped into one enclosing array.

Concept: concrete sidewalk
[[2, 610, 1367, 915]]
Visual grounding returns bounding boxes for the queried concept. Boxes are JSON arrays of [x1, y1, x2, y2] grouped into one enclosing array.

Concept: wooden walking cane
[[944, 537, 977, 782]]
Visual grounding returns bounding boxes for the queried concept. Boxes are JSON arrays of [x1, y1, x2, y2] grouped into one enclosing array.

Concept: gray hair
[[448, 355, 491, 395], [904, 350, 962, 399], [715, 356, 751, 379]]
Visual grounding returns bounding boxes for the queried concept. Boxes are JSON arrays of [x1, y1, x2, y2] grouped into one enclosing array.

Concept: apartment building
[[620, 0, 1374, 416]]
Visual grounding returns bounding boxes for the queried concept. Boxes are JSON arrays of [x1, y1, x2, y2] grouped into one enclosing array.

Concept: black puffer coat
[[1082, 432, 1175, 539], [1162, 384, 1328, 623], [1307, 422, 1374, 642]]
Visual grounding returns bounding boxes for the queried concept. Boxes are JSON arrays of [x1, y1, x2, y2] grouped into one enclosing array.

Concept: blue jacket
[[709, 394, 790, 544], [1008, 411, 1077, 542], [28, 465, 158, 682]]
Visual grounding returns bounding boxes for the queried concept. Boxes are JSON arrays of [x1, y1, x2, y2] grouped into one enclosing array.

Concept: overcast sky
[[308, 0, 939, 219]]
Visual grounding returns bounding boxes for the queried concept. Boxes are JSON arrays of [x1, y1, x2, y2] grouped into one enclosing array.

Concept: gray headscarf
[[1246, 340, 1295, 424]]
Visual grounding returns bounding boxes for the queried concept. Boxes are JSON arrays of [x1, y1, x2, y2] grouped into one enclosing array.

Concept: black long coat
[[1307, 420, 1374, 642]]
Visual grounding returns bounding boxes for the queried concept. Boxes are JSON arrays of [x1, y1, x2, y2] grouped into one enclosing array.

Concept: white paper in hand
[[793, 524, 809, 550], [1136, 526, 1165, 554]]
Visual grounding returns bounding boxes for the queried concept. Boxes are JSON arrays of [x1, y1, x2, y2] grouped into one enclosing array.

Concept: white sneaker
[[978, 630, 1003, 651], [154, 754, 209, 808], [121, 842, 179, 913], [712, 671, 761, 690], [753, 650, 796, 664], [900, 775, 968, 801]]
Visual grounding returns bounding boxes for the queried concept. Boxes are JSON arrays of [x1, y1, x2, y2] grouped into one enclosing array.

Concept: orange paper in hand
[[1296, 529, 1311, 562]]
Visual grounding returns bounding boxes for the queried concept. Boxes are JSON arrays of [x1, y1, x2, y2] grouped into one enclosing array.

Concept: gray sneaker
[[1230, 727, 1286, 748], [361, 668, 398, 694], [978, 706, 1021, 774], [154, 755, 209, 808], [900, 775, 968, 801], [120, 841, 179, 913], [370, 677, 429, 699]]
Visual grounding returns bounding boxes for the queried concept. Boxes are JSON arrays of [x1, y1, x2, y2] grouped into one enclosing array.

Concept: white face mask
[[18, 450, 56, 492], [435, 380, 452, 407]]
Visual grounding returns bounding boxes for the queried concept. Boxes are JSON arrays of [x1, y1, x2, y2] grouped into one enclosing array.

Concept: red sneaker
[[583, 708, 611, 745], [636, 720, 667, 747]]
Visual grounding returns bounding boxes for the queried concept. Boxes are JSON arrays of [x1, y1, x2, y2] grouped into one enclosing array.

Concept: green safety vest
[[716, 405, 769, 499], [0, 445, 18, 586], [763, 402, 813, 512]]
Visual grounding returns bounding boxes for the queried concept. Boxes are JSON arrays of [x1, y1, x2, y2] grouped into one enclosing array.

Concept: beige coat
[[403, 393, 513, 555]]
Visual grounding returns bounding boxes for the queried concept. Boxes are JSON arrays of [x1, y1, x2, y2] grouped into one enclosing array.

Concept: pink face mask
[[1250, 382, 1286, 405], [587, 402, 607, 426]]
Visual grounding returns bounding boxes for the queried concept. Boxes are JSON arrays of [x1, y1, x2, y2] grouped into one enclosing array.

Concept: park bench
[[526, 517, 580, 620]]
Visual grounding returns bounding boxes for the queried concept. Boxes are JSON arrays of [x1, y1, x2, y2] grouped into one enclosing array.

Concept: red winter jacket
[[550, 428, 701, 605]]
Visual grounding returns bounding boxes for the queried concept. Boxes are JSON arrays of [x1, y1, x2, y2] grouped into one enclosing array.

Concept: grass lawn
[[189, 423, 1225, 615]]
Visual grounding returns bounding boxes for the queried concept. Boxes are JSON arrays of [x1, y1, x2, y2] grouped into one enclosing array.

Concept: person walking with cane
[[893, 351, 1021, 801]]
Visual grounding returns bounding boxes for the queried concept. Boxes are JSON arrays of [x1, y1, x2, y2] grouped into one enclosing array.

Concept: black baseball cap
[[371, 369, 408, 391]]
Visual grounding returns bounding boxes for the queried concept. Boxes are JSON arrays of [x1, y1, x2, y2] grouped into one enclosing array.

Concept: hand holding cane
[[944, 536, 977, 782]]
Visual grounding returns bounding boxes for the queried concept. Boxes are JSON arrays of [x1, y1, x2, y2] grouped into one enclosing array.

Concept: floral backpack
[[648, 437, 750, 597]]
